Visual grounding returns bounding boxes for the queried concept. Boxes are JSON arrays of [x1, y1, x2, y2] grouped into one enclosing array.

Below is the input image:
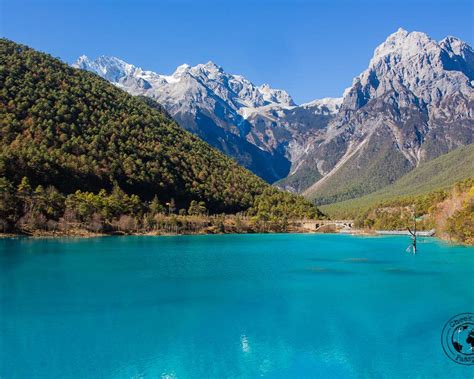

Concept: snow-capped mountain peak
[[75, 54, 90, 65], [369, 28, 435, 67], [72, 54, 303, 181], [73, 56, 295, 109], [74, 55, 139, 82], [295, 29, 474, 200], [73, 29, 473, 192], [441, 36, 466, 53], [201, 61, 222, 71], [173, 63, 191, 75], [341, 28, 474, 111]]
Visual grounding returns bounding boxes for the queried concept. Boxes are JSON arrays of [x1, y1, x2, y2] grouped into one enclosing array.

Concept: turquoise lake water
[[0, 234, 473, 378]]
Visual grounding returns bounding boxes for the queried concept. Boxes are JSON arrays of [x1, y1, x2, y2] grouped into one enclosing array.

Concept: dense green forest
[[0, 39, 322, 234]]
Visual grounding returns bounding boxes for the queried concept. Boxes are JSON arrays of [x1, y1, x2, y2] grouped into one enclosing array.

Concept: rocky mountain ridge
[[294, 28, 473, 203], [73, 56, 340, 182], [74, 28, 474, 203]]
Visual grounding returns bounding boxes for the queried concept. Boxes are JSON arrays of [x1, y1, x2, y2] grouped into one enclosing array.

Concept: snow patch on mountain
[[300, 97, 343, 114], [74, 28, 473, 194], [293, 28, 474, 199], [74, 56, 295, 112], [73, 56, 304, 182]]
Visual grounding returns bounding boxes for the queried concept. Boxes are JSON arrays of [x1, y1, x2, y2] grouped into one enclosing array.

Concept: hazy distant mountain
[[283, 28, 474, 203], [73, 57, 340, 182]]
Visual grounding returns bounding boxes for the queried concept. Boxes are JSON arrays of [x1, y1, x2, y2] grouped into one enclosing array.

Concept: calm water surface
[[0, 234, 473, 378]]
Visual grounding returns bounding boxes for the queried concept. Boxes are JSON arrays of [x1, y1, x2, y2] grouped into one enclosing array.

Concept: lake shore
[[3, 228, 471, 246], [0, 223, 473, 246], [0, 227, 388, 239]]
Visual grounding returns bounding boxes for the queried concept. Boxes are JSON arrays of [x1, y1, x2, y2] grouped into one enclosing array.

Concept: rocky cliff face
[[73, 57, 339, 182], [288, 29, 474, 203], [74, 29, 473, 201]]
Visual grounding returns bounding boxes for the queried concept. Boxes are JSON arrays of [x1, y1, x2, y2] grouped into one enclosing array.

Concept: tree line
[[354, 178, 473, 244], [0, 38, 323, 234], [0, 176, 323, 235]]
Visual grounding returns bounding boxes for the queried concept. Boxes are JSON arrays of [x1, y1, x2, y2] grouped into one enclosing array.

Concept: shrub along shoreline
[[0, 215, 322, 238], [0, 176, 324, 236], [350, 178, 474, 245]]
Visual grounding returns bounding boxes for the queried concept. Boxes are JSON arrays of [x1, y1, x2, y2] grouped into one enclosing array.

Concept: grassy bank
[[321, 144, 474, 219], [347, 178, 474, 245]]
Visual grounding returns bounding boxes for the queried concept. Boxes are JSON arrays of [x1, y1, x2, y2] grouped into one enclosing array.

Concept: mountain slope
[[0, 38, 320, 217], [73, 57, 294, 182], [290, 29, 474, 202], [73, 29, 473, 198], [320, 144, 474, 218], [351, 178, 474, 245], [74, 56, 340, 182]]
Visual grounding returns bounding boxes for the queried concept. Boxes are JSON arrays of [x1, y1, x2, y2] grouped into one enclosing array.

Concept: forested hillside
[[321, 145, 474, 218], [352, 178, 474, 245], [0, 39, 321, 234]]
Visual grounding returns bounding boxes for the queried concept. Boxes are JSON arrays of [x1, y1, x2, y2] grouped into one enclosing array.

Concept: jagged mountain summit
[[73, 56, 340, 182], [74, 28, 473, 204], [1, 38, 323, 224], [74, 56, 295, 110], [280, 28, 474, 202]]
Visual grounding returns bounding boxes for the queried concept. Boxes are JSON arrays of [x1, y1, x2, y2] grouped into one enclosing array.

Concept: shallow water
[[0, 234, 473, 378]]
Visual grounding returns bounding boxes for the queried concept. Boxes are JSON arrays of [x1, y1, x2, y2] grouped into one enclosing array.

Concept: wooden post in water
[[406, 204, 417, 254]]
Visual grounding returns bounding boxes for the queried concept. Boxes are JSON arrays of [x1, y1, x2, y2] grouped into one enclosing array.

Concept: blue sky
[[1, 0, 473, 103]]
